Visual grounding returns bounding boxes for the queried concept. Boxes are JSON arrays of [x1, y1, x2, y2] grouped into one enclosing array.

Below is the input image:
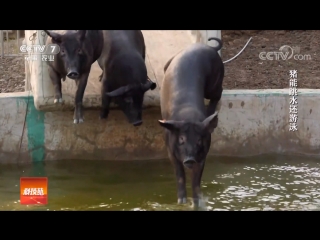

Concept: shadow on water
[[1, 154, 320, 211]]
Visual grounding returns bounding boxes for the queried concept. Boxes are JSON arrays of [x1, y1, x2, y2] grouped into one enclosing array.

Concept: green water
[[1, 154, 320, 211]]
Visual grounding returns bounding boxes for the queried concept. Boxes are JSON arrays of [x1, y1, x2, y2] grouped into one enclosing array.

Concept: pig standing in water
[[97, 30, 156, 126], [158, 38, 224, 208], [44, 30, 103, 124]]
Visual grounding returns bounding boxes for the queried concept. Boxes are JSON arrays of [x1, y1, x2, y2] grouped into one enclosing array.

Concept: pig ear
[[44, 30, 62, 44], [106, 85, 131, 97], [202, 111, 219, 134], [158, 120, 183, 131], [77, 30, 86, 41]]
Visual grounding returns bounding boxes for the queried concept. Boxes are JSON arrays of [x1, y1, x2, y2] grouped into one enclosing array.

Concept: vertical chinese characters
[[289, 70, 298, 131]]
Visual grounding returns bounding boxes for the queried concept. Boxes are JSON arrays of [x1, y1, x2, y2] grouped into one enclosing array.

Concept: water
[[1, 154, 320, 211]]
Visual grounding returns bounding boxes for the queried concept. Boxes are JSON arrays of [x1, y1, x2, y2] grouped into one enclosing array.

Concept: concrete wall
[[1, 89, 320, 164]]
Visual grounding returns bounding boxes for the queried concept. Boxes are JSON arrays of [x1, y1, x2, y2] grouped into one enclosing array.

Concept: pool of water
[[1, 154, 320, 211]]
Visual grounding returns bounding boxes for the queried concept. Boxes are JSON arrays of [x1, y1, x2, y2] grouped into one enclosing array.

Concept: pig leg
[[168, 150, 187, 204], [191, 161, 206, 209], [207, 87, 222, 117], [100, 74, 111, 119], [48, 67, 63, 104], [73, 72, 89, 124]]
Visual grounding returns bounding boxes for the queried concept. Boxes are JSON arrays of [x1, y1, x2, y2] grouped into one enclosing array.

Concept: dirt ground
[[0, 30, 319, 93], [0, 37, 25, 93], [222, 30, 320, 89], [0, 56, 25, 93]]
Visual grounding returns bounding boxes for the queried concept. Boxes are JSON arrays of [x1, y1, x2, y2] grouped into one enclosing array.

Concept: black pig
[[97, 30, 156, 126], [158, 38, 224, 208], [44, 30, 103, 123]]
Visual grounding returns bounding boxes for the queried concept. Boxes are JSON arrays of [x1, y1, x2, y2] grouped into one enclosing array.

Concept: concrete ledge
[[1, 89, 320, 164]]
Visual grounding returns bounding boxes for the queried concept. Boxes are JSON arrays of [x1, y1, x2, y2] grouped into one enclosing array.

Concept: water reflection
[[203, 158, 320, 211], [1, 154, 320, 211]]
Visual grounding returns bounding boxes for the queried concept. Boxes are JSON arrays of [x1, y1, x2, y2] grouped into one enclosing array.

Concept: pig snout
[[183, 157, 196, 169], [126, 114, 143, 127], [126, 109, 142, 127], [67, 70, 79, 79]]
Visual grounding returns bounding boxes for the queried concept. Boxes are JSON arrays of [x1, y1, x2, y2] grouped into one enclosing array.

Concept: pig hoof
[[54, 98, 63, 104], [192, 198, 200, 209], [177, 198, 187, 204], [73, 118, 84, 124]]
